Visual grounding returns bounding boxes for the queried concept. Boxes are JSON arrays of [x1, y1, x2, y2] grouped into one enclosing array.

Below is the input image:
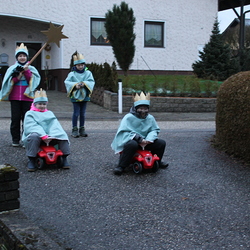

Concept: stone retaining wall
[[103, 90, 216, 112], [0, 164, 22, 249], [0, 165, 19, 212]]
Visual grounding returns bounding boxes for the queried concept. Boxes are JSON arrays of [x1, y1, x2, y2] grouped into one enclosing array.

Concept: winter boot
[[114, 165, 124, 175], [71, 127, 79, 138], [79, 126, 88, 137], [62, 155, 70, 169], [12, 141, 20, 147], [27, 157, 36, 172], [160, 162, 169, 169]]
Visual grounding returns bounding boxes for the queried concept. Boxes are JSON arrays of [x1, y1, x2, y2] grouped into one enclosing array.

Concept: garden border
[[102, 90, 216, 112]]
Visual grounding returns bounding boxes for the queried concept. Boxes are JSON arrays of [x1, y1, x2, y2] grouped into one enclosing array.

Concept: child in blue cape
[[22, 89, 70, 172], [64, 52, 95, 138], [111, 92, 168, 175], [0, 43, 40, 147]]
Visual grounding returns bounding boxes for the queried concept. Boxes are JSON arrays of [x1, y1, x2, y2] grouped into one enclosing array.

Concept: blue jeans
[[72, 101, 87, 127]]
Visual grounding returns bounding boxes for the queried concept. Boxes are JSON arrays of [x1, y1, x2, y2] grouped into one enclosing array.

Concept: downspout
[[60, 40, 64, 68], [239, 0, 245, 52]]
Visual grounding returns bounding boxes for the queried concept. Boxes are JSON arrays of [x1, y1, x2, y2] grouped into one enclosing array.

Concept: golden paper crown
[[34, 88, 48, 103], [133, 92, 150, 107], [35, 89, 47, 99], [133, 92, 150, 102], [73, 53, 84, 61], [15, 43, 28, 56]]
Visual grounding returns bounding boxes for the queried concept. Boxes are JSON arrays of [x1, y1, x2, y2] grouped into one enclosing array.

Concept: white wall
[[0, 0, 218, 71]]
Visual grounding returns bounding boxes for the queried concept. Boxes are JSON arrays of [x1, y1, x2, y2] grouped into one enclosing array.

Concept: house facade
[[0, 0, 218, 71], [0, 0, 221, 91]]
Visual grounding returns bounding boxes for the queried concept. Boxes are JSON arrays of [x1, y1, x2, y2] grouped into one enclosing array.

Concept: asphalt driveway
[[0, 117, 249, 250]]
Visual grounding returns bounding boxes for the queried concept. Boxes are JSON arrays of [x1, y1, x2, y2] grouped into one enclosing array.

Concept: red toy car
[[36, 145, 64, 169], [131, 149, 160, 174]]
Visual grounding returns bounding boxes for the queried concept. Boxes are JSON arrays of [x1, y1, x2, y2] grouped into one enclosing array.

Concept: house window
[[91, 18, 110, 45], [144, 21, 164, 47]]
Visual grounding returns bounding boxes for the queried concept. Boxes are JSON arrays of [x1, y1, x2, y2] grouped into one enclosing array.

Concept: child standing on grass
[[0, 43, 41, 147], [64, 52, 95, 138]]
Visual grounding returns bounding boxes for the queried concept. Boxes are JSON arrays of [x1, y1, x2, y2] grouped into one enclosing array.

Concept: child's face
[[35, 102, 47, 111], [17, 53, 27, 64], [136, 105, 149, 119], [76, 63, 85, 71]]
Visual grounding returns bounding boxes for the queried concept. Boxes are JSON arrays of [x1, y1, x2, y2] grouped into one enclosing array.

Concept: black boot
[[62, 155, 70, 169], [160, 161, 169, 169], [28, 157, 36, 172], [71, 127, 79, 138], [114, 165, 124, 175], [79, 126, 88, 137]]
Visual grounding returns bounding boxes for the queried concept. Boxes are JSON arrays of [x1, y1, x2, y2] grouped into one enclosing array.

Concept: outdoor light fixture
[[0, 53, 9, 64], [1, 39, 6, 47]]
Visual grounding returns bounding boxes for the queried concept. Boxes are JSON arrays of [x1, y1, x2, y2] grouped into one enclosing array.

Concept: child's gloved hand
[[43, 138, 52, 146], [139, 139, 152, 149], [133, 133, 143, 143], [11, 66, 24, 77], [23, 63, 29, 71], [76, 82, 84, 89]]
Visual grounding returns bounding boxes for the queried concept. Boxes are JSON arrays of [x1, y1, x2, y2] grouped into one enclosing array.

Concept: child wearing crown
[[22, 89, 70, 172], [0, 43, 41, 147], [111, 92, 168, 175], [64, 52, 95, 138]]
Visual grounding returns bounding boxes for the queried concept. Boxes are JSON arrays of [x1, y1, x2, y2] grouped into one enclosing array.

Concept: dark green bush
[[87, 62, 118, 92], [215, 71, 250, 162], [192, 19, 238, 81]]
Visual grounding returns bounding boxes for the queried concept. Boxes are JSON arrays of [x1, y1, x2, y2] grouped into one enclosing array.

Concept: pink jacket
[[9, 70, 33, 101]]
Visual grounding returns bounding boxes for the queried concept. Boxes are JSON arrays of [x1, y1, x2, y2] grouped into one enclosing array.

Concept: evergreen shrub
[[87, 62, 118, 92], [215, 71, 250, 162], [192, 19, 238, 81]]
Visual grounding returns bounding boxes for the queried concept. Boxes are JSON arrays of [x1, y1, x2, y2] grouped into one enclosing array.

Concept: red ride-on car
[[36, 145, 64, 169], [131, 149, 160, 174]]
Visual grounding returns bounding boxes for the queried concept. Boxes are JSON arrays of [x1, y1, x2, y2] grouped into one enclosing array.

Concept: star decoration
[[41, 22, 68, 47]]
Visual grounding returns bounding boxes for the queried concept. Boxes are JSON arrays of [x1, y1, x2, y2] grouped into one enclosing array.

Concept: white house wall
[[0, 0, 218, 71]]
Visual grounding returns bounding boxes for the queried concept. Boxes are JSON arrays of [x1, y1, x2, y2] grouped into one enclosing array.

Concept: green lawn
[[118, 74, 223, 97]]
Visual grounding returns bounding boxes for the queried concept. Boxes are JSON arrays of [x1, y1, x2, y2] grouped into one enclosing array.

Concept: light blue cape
[[111, 112, 160, 154], [64, 70, 95, 101], [0, 62, 41, 101], [22, 110, 69, 146]]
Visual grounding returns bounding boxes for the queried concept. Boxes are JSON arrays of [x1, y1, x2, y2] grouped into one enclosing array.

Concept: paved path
[[0, 90, 216, 121], [0, 91, 249, 250]]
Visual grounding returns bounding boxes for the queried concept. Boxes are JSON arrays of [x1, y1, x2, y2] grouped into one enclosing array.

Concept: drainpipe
[[239, 0, 245, 52]]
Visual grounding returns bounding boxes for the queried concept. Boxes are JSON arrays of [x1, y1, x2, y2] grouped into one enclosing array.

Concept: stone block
[[0, 164, 20, 212], [0, 190, 19, 202], [0, 200, 20, 212], [0, 181, 19, 192]]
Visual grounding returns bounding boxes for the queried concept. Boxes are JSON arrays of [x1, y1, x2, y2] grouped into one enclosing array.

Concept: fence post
[[118, 79, 122, 114]]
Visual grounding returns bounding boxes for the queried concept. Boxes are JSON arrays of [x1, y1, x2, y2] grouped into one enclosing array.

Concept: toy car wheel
[[152, 160, 159, 173], [133, 162, 143, 174], [57, 156, 63, 168], [36, 157, 45, 169]]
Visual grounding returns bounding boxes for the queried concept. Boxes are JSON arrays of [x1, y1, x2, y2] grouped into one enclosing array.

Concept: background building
[[0, 0, 247, 90]]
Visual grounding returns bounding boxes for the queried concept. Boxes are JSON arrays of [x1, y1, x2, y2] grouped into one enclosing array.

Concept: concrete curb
[[0, 210, 64, 250]]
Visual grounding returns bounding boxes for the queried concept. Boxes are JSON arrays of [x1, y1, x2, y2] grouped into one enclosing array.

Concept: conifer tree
[[105, 2, 136, 76], [192, 19, 238, 81]]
